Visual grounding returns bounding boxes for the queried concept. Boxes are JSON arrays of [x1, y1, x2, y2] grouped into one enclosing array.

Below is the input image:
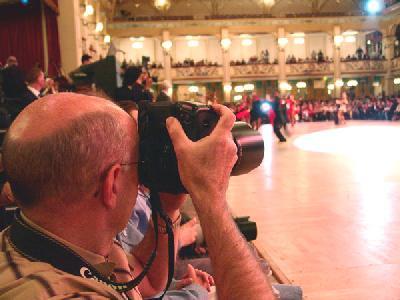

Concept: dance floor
[[226, 121, 400, 300]]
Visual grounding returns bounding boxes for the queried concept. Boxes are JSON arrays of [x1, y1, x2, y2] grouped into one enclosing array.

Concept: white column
[[383, 31, 395, 96], [333, 26, 342, 98], [277, 27, 287, 88], [162, 30, 172, 85], [58, 0, 82, 74], [221, 28, 231, 102]]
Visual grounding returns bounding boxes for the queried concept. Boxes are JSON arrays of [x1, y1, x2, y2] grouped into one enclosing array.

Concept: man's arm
[[167, 104, 276, 300]]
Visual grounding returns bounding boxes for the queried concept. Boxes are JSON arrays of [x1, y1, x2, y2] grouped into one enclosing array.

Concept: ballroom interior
[[1, 0, 400, 299]]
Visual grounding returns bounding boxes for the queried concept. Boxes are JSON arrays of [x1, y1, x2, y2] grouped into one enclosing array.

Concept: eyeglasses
[[120, 161, 142, 167]]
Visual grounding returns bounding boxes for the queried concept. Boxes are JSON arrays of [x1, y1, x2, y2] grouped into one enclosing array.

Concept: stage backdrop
[[0, 0, 60, 76]]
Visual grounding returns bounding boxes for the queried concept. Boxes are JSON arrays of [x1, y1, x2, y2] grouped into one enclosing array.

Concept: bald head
[[3, 93, 137, 207]]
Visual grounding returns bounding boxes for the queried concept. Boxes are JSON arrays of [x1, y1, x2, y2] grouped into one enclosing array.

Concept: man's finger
[[175, 278, 193, 290], [185, 217, 197, 228], [166, 117, 191, 152], [187, 264, 196, 278], [211, 104, 236, 133]]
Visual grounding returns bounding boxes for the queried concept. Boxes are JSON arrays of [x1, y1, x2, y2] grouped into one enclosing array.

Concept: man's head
[[6, 56, 18, 67], [26, 66, 46, 90], [81, 54, 92, 65], [122, 66, 142, 87], [2, 93, 139, 232]]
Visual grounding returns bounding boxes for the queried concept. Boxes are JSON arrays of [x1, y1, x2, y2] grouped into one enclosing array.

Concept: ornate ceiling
[[113, 0, 368, 20]]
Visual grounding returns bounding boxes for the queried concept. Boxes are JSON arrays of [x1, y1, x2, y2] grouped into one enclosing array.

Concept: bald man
[[0, 93, 275, 299]]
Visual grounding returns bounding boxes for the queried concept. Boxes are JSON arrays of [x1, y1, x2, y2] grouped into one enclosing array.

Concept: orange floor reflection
[[227, 121, 400, 300]]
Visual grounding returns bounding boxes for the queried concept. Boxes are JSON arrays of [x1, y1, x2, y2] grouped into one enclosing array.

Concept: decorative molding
[[231, 64, 278, 77], [172, 66, 223, 79], [392, 57, 400, 72], [341, 60, 387, 74], [286, 62, 333, 76]]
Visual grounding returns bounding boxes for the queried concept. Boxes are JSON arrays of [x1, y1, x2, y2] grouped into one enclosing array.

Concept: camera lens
[[231, 122, 264, 176]]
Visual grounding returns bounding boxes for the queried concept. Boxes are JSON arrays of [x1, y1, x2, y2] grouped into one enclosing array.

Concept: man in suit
[[156, 80, 172, 102]]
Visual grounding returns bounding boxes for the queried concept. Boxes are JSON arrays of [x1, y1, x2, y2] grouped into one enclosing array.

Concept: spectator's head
[[81, 54, 92, 65], [6, 56, 18, 67], [2, 93, 138, 233], [160, 80, 172, 93], [26, 66, 46, 90], [122, 66, 142, 87]]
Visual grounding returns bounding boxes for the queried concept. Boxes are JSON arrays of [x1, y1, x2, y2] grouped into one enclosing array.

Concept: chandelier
[[154, 0, 171, 11], [260, 0, 275, 7]]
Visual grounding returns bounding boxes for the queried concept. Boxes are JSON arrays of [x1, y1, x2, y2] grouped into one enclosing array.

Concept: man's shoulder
[[0, 231, 124, 299]]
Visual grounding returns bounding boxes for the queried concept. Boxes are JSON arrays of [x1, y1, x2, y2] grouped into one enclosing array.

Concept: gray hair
[[2, 111, 132, 207]]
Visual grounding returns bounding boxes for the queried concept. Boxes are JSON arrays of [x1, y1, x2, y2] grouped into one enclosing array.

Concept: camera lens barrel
[[231, 122, 265, 176]]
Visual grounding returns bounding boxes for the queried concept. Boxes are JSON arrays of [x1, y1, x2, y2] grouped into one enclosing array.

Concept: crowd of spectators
[[232, 95, 400, 124], [172, 59, 219, 68]]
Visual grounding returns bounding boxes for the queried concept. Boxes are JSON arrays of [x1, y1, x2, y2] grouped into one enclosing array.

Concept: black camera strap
[[7, 199, 175, 299]]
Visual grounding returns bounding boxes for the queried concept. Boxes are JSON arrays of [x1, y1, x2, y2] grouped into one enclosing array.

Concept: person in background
[[81, 54, 93, 66], [157, 80, 172, 102]]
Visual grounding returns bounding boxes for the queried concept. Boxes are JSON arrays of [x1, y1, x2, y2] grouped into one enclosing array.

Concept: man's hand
[[166, 104, 238, 201], [0, 182, 15, 206], [177, 264, 214, 292]]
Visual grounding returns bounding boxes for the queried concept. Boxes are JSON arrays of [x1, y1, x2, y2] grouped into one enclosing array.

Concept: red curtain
[[0, 0, 61, 77], [44, 2, 61, 77], [0, 1, 44, 73]]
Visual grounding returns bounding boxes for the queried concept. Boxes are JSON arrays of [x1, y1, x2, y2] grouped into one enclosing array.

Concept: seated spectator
[[0, 93, 277, 299]]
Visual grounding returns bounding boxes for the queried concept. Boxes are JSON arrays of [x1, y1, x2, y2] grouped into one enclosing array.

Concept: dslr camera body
[[138, 101, 264, 194]]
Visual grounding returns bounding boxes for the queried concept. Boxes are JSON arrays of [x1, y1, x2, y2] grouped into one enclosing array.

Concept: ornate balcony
[[340, 60, 387, 74], [230, 64, 279, 78], [286, 62, 334, 77], [172, 66, 223, 80], [391, 57, 400, 72]]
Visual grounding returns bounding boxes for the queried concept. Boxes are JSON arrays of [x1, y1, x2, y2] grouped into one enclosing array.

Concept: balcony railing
[[286, 62, 334, 76], [341, 60, 387, 74], [172, 66, 223, 80], [230, 64, 279, 78]]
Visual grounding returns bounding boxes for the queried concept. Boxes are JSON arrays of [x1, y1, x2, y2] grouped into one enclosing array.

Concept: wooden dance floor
[[226, 121, 400, 300]]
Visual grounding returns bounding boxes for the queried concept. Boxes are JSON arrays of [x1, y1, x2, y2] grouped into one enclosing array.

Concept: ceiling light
[[244, 83, 255, 91], [334, 35, 344, 47], [154, 0, 171, 10], [366, 0, 382, 14], [279, 81, 292, 91], [373, 81, 380, 87], [161, 40, 173, 50], [104, 35, 111, 44], [278, 37, 288, 49], [234, 85, 245, 93], [223, 84, 232, 92], [234, 95, 243, 101], [95, 22, 104, 33], [188, 85, 199, 93], [84, 4, 94, 17], [296, 81, 307, 89], [335, 79, 344, 87], [347, 80, 358, 87], [221, 38, 232, 50], [260, 0, 275, 7], [327, 83, 335, 90], [394, 78, 400, 85]]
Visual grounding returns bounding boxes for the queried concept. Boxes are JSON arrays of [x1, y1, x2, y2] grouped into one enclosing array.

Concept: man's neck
[[23, 206, 115, 257], [29, 83, 41, 92]]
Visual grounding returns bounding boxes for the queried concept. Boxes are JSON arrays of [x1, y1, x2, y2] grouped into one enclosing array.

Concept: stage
[[226, 121, 400, 300]]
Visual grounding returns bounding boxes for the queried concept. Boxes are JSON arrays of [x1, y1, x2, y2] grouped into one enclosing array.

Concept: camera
[[138, 101, 264, 194]]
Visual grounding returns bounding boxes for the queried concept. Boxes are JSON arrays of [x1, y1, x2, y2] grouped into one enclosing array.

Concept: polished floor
[[226, 121, 400, 300]]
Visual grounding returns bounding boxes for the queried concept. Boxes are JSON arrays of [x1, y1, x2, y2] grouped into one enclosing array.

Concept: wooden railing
[[391, 57, 400, 72], [230, 64, 279, 78], [286, 62, 334, 76]]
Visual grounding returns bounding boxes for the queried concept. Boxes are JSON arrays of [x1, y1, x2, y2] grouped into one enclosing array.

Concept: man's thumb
[[166, 117, 190, 151], [175, 278, 193, 290]]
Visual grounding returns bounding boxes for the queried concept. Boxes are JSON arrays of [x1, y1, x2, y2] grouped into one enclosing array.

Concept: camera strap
[[7, 202, 174, 299]]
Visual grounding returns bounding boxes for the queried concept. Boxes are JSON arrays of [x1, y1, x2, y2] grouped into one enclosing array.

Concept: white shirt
[[27, 86, 41, 98]]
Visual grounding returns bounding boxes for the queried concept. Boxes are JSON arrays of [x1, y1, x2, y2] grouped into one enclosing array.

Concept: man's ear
[[101, 164, 121, 209]]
